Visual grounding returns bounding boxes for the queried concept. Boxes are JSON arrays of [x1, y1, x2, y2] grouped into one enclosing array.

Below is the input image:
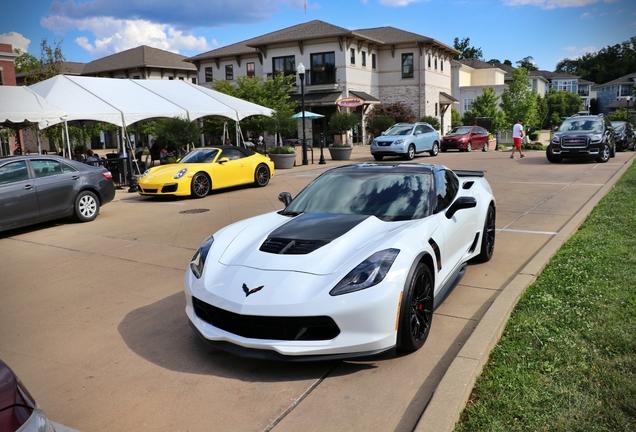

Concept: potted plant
[[268, 145, 296, 169], [328, 111, 359, 160]]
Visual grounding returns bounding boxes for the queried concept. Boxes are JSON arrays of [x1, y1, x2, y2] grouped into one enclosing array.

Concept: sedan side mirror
[[278, 192, 292, 206], [445, 196, 477, 219]]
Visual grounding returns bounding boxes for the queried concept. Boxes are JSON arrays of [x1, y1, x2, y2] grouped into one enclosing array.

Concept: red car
[[441, 126, 490, 152], [0, 359, 56, 431]]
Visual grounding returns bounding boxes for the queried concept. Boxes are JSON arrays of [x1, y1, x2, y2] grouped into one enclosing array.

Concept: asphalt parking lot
[[1, 146, 634, 432]]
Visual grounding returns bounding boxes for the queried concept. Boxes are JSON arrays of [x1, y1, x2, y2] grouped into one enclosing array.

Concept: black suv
[[547, 114, 616, 163]]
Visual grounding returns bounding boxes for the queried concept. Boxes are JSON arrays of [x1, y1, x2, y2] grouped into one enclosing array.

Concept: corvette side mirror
[[278, 192, 292, 206], [445, 196, 477, 219]]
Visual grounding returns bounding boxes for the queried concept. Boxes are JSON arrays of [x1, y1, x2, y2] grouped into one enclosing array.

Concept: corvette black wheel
[[191, 172, 210, 198], [74, 191, 99, 222], [254, 164, 270, 187], [397, 263, 434, 352], [474, 204, 496, 262]]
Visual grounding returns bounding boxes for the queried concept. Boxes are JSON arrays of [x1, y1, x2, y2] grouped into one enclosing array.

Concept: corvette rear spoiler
[[454, 170, 485, 178]]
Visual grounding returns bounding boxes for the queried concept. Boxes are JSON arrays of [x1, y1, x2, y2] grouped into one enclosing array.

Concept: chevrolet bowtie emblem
[[242, 283, 264, 297]]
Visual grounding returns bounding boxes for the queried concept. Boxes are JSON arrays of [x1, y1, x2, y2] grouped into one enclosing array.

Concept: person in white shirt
[[511, 119, 525, 159]]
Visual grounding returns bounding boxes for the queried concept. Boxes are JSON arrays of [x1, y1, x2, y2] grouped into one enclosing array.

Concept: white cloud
[[41, 16, 212, 59], [0, 31, 31, 52], [378, 0, 427, 5], [581, 11, 593, 17], [502, 0, 614, 9]]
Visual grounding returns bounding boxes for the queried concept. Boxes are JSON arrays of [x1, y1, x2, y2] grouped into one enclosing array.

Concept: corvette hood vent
[[259, 213, 370, 255]]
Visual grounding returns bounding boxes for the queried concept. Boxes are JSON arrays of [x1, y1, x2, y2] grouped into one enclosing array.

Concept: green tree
[[365, 102, 417, 137], [451, 108, 462, 127], [536, 94, 549, 129], [24, 38, 66, 85], [453, 37, 483, 60], [369, 114, 395, 136], [154, 117, 201, 152], [516, 56, 538, 71], [545, 89, 582, 127], [13, 49, 41, 74], [608, 108, 630, 122], [419, 115, 440, 131], [460, 88, 506, 133], [500, 67, 537, 130]]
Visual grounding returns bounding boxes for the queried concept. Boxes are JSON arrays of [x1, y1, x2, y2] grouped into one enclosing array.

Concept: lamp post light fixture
[[297, 63, 308, 165]]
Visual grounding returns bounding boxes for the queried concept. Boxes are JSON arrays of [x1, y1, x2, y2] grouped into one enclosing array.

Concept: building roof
[[82, 45, 195, 75], [187, 20, 459, 62], [595, 72, 636, 88]]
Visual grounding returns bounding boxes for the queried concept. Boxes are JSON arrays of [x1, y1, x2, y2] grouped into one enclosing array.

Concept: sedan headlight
[[330, 248, 400, 296], [174, 168, 188, 179], [190, 235, 214, 279]]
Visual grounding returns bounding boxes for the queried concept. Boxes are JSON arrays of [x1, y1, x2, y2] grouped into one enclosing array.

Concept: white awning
[[0, 86, 67, 129]]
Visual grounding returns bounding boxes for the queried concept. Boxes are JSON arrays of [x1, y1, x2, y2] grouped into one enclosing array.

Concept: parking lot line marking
[[120, 199, 185, 205], [509, 182, 604, 186], [497, 228, 558, 235]]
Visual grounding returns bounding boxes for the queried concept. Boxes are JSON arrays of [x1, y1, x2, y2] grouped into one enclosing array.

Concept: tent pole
[[36, 129, 42, 154], [64, 121, 71, 158]]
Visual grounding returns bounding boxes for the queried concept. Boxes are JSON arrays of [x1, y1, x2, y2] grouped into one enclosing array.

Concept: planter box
[[269, 153, 295, 169], [328, 146, 353, 160]]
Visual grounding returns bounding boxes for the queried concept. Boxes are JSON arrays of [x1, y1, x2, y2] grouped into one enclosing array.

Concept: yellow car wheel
[[254, 164, 270, 187], [191, 172, 210, 198]]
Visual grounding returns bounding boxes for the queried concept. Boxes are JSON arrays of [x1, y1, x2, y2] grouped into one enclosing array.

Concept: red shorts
[[513, 137, 522, 147]]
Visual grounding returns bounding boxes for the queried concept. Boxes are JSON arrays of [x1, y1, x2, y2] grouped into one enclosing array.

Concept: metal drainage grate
[[180, 208, 210, 214]]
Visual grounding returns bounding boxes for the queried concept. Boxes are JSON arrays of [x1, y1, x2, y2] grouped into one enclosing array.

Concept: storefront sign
[[336, 97, 364, 108]]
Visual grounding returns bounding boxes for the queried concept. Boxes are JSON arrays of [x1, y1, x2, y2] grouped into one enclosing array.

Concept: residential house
[[595, 72, 636, 114], [186, 20, 459, 144]]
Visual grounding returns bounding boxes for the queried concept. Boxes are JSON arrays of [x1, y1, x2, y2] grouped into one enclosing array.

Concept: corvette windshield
[[284, 171, 432, 221], [180, 149, 219, 163]]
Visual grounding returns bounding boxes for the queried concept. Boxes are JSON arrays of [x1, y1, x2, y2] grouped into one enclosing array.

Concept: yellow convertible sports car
[[138, 146, 274, 198]]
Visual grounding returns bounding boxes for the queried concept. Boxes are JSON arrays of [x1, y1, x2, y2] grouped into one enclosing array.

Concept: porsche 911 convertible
[[184, 163, 496, 360], [138, 146, 274, 198]]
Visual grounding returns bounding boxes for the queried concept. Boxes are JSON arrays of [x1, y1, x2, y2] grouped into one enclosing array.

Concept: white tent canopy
[[28, 75, 274, 128], [0, 86, 67, 129]]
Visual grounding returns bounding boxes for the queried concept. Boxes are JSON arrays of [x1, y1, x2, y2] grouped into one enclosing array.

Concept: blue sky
[[1, 0, 634, 76]]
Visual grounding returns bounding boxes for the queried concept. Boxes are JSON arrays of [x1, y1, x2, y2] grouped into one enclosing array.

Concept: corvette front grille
[[192, 297, 340, 341]]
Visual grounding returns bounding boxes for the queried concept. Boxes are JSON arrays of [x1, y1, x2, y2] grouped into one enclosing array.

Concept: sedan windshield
[[448, 126, 471, 135], [384, 125, 414, 136], [179, 149, 219, 163], [284, 171, 432, 221]]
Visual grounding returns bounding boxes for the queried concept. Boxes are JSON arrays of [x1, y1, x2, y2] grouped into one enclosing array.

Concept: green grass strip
[[455, 162, 636, 432]]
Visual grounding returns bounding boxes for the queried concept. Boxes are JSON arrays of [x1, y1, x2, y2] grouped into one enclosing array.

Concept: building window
[[372, 53, 376, 69], [133, 75, 140, 79], [168, 76, 174, 80], [225, 65, 234, 80], [361, 51, 366, 67], [272, 55, 295, 77], [246, 62, 255, 78], [620, 85, 631, 97], [464, 98, 473, 111], [0, 70, 3, 86], [192, 78, 197, 84], [350, 48, 355, 65], [402, 53, 414, 79], [311, 51, 336, 85], [179, 77, 184, 80], [434, 57, 437, 70], [205, 67, 213, 82], [441, 59, 444, 72], [428, 54, 431, 68], [435, 103, 438, 116]]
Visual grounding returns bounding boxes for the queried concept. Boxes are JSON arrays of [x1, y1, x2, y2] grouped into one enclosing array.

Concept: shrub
[[370, 115, 395, 136], [269, 145, 295, 154], [529, 130, 541, 141], [329, 112, 360, 134]]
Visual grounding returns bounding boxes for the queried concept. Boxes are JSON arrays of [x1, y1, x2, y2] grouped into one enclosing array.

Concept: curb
[[414, 153, 636, 432]]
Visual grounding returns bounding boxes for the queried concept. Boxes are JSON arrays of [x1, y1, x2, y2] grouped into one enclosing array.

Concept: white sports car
[[184, 163, 496, 360]]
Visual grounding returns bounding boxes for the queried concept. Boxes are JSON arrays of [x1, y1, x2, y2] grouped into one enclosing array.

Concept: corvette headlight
[[190, 235, 214, 279], [330, 248, 400, 296], [394, 139, 406, 145], [174, 168, 188, 179]]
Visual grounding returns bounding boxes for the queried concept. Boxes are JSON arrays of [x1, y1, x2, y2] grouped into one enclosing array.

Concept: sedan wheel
[[74, 191, 100, 222], [191, 172, 211, 198], [474, 205, 496, 262], [466, 142, 472, 152], [397, 263, 434, 352], [254, 164, 270, 187], [595, 143, 610, 163], [429, 142, 439, 157], [546, 146, 563, 163]]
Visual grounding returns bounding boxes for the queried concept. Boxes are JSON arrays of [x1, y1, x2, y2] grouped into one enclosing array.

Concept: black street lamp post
[[319, 132, 326, 164], [297, 63, 308, 166]]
